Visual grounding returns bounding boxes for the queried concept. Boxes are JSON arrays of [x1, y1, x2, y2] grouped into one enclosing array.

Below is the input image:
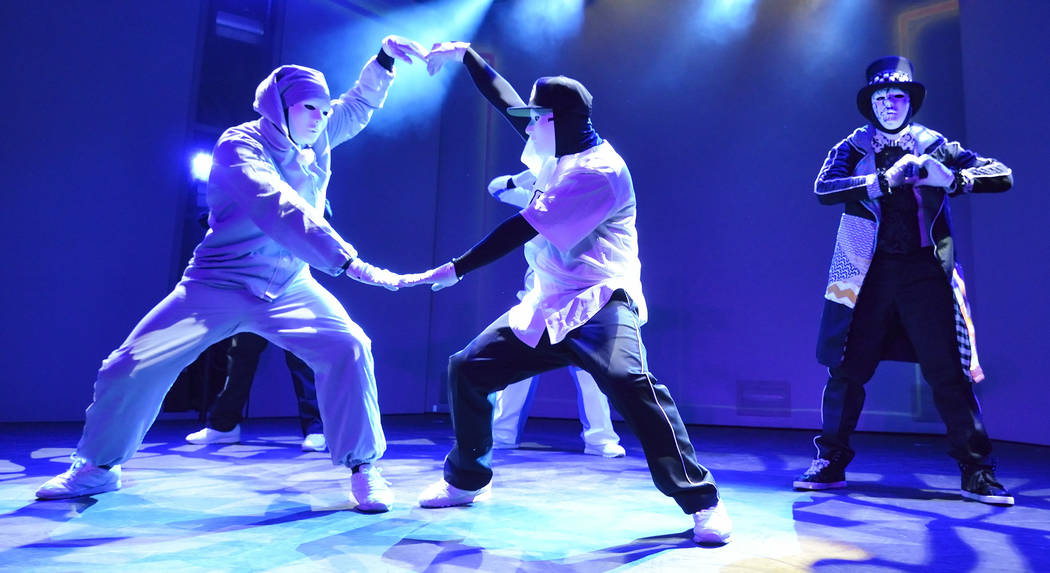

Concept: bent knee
[[97, 348, 137, 382], [448, 349, 470, 376], [449, 346, 491, 382], [332, 326, 372, 361]]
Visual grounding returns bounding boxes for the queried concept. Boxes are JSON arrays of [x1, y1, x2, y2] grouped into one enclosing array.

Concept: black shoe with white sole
[[960, 463, 1014, 506]]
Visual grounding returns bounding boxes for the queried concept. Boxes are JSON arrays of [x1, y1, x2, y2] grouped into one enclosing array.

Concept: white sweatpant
[[492, 366, 620, 447], [76, 273, 384, 468]]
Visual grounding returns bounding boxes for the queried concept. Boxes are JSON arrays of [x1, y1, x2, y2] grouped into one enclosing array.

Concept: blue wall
[[0, 2, 202, 422], [958, 0, 1050, 445], [2, 1, 1045, 446]]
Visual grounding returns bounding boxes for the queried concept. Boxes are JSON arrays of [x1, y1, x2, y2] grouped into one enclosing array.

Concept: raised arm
[[427, 42, 530, 140], [327, 36, 426, 148]]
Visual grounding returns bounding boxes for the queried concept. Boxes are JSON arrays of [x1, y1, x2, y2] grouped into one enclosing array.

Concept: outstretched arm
[[427, 42, 531, 139], [399, 215, 539, 291]]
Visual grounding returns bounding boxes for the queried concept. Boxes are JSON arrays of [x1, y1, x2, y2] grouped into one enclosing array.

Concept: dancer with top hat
[[794, 56, 1014, 505]]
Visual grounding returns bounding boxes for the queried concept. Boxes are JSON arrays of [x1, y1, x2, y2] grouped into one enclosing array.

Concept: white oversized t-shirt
[[513, 141, 647, 347]]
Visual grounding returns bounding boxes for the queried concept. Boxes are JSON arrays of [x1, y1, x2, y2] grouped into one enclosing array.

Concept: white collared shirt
[[512, 141, 647, 347]]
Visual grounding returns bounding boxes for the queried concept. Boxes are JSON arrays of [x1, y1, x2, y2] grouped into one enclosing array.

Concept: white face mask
[[524, 111, 556, 158], [287, 97, 331, 147], [871, 87, 910, 132], [519, 138, 557, 190], [519, 136, 543, 173]]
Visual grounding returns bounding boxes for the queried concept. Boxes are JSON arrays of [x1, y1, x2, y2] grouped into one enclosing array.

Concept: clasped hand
[[397, 262, 460, 292], [346, 259, 459, 292], [885, 153, 954, 189], [346, 258, 401, 291]]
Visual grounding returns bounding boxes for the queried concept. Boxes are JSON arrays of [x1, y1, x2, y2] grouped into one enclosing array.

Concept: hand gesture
[[398, 262, 460, 292], [884, 153, 922, 188], [426, 41, 469, 76], [915, 154, 954, 188], [382, 35, 428, 65], [346, 258, 401, 291]]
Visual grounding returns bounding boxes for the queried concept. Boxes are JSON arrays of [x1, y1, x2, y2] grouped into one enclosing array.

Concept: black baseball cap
[[508, 76, 592, 118]]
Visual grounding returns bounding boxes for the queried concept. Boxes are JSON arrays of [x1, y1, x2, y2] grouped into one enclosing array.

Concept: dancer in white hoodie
[[35, 36, 426, 513]]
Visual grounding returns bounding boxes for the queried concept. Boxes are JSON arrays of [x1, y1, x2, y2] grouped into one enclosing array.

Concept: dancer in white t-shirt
[[399, 43, 732, 544]]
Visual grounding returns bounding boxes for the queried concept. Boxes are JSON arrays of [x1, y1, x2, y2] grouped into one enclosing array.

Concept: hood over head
[[253, 65, 331, 151]]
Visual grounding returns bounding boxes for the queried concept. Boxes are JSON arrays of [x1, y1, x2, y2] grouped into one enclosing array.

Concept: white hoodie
[[184, 58, 393, 301]]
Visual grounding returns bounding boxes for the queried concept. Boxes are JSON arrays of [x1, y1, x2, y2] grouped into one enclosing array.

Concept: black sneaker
[[960, 463, 1014, 506], [793, 455, 849, 490]]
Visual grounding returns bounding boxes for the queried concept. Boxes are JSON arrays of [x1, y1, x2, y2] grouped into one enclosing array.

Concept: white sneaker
[[692, 500, 732, 544], [418, 479, 492, 508], [36, 460, 122, 500], [185, 425, 241, 445], [301, 433, 327, 452], [350, 464, 394, 513], [584, 442, 626, 458]]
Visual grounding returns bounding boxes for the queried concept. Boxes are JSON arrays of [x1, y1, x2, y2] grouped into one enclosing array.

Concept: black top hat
[[508, 76, 593, 118], [856, 56, 926, 125]]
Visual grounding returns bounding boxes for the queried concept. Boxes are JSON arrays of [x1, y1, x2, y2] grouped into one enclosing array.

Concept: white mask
[[871, 87, 910, 132], [519, 136, 543, 173], [287, 97, 331, 147], [519, 138, 557, 191]]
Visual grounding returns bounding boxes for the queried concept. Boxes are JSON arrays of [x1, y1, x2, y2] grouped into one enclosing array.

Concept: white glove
[[883, 153, 921, 189], [487, 169, 537, 208], [426, 41, 469, 76], [346, 258, 400, 291], [915, 154, 954, 187], [382, 35, 427, 64], [398, 261, 460, 292]]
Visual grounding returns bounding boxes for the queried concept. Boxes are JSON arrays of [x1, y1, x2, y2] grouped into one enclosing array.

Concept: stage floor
[[1, 414, 1047, 572]]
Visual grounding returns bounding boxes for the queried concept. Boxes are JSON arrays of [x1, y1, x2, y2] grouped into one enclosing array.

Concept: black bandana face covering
[[553, 111, 602, 157]]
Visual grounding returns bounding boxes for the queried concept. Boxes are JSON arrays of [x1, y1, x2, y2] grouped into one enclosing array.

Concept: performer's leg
[[208, 332, 268, 432], [77, 281, 245, 467], [814, 262, 895, 463], [444, 311, 570, 490], [285, 350, 322, 436], [570, 366, 622, 451], [567, 292, 717, 514], [895, 259, 993, 465], [249, 274, 383, 468], [491, 376, 538, 448]]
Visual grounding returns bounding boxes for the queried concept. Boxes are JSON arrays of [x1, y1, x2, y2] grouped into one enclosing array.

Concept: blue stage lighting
[[316, 0, 494, 135], [502, 0, 585, 55], [191, 152, 213, 182], [694, 0, 757, 42]]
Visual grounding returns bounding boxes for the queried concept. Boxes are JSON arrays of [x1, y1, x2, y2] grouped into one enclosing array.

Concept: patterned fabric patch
[[871, 129, 917, 154], [826, 214, 876, 308], [827, 243, 860, 284], [826, 280, 859, 306], [952, 267, 983, 382]]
